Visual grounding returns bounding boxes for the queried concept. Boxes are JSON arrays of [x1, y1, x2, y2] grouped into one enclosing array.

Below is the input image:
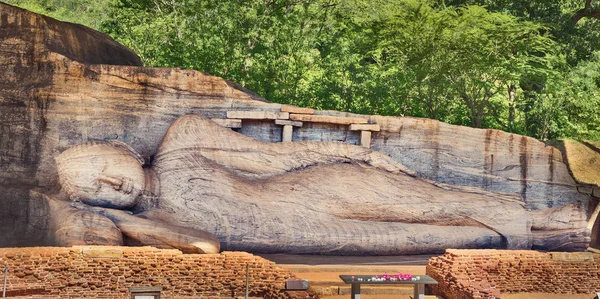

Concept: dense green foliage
[[5, 0, 600, 140]]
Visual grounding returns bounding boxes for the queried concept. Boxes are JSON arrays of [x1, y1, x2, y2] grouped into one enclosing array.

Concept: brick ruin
[[0, 246, 317, 299], [426, 249, 600, 299], [3, 241, 600, 299]]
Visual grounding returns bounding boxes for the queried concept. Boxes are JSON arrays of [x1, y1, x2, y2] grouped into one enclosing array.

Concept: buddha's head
[[56, 141, 145, 209]]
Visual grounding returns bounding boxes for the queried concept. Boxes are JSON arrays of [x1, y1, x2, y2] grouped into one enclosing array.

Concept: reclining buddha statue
[[48, 114, 590, 254]]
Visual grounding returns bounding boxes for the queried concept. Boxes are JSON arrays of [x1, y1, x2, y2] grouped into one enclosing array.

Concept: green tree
[[4, 0, 111, 29], [4, 0, 599, 140]]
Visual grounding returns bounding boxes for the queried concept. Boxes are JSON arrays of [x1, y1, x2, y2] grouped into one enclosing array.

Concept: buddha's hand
[[363, 151, 416, 176], [71, 201, 133, 218], [71, 201, 105, 215], [98, 174, 136, 194]]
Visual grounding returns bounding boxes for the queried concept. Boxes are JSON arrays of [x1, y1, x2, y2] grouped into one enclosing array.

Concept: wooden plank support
[[227, 110, 289, 120], [289, 114, 368, 125], [349, 124, 380, 131], [360, 131, 372, 148], [211, 118, 242, 128], [275, 119, 303, 127], [274, 119, 301, 142], [281, 105, 315, 114], [282, 125, 293, 142]]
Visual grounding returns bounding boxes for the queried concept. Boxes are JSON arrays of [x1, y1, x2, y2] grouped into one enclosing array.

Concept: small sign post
[[2, 265, 8, 299], [245, 264, 249, 299], [128, 286, 162, 299]]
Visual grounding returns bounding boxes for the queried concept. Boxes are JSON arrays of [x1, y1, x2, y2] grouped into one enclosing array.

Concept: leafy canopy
[[5, 0, 600, 140]]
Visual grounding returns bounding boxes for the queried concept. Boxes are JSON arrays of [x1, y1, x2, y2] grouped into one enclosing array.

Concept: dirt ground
[[321, 295, 595, 299], [502, 293, 595, 299], [258, 253, 434, 265], [264, 254, 597, 299], [320, 292, 595, 299], [320, 296, 431, 299]]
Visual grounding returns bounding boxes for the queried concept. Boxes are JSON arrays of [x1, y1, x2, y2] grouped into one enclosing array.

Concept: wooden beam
[[289, 114, 368, 125], [275, 119, 303, 127], [281, 105, 315, 114], [227, 110, 289, 120], [349, 124, 380, 132]]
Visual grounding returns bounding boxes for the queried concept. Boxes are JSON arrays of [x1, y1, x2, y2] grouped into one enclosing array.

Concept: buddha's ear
[[107, 140, 145, 165]]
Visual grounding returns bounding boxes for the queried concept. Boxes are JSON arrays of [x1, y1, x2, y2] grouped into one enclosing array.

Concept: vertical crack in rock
[[432, 121, 441, 181], [520, 136, 529, 204], [484, 129, 492, 189], [547, 150, 555, 208]]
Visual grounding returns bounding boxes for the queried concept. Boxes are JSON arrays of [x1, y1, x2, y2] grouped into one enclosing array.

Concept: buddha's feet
[[531, 202, 588, 231], [531, 227, 591, 251]]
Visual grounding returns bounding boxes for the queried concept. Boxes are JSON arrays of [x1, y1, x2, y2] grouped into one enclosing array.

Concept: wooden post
[[245, 264, 249, 299], [413, 283, 425, 299], [351, 283, 361, 299], [360, 131, 372, 148], [2, 265, 7, 299], [275, 120, 301, 142], [282, 125, 293, 142]]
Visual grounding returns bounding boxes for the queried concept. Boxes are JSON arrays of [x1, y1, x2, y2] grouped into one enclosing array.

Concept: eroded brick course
[[426, 249, 600, 299], [0, 246, 317, 299]]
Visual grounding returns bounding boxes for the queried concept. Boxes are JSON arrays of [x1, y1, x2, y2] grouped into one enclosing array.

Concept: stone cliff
[[0, 2, 595, 252]]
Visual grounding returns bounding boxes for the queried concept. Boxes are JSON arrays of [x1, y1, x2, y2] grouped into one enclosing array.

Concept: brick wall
[[426, 249, 600, 299], [0, 246, 317, 299]]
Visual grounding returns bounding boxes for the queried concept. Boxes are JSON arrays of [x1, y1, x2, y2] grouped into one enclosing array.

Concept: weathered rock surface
[[39, 191, 123, 247], [149, 116, 589, 253], [71, 201, 220, 254], [0, 2, 595, 251], [54, 116, 590, 253], [550, 139, 600, 248], [369, 117, 582, 211]]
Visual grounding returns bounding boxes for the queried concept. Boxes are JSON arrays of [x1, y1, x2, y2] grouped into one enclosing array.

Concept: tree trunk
[[462, 93, 483, 128], [572, 0, 600, 23], [508, 84, 516, 132]]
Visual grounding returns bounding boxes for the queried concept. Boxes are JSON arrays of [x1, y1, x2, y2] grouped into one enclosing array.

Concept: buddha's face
[[56, 142, 145, 209]]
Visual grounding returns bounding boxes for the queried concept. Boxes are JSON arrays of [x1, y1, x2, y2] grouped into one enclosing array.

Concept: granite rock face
[[370, 117, 580, 210], [0, 3, 594, 252], [50, 116, 590, 254]]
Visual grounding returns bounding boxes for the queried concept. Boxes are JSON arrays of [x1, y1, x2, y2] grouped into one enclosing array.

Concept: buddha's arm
[[71, 201, 220, 254], [275, 141, 415, 175], [33, 191, 123, 246], [158, 115, 412, 177]]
